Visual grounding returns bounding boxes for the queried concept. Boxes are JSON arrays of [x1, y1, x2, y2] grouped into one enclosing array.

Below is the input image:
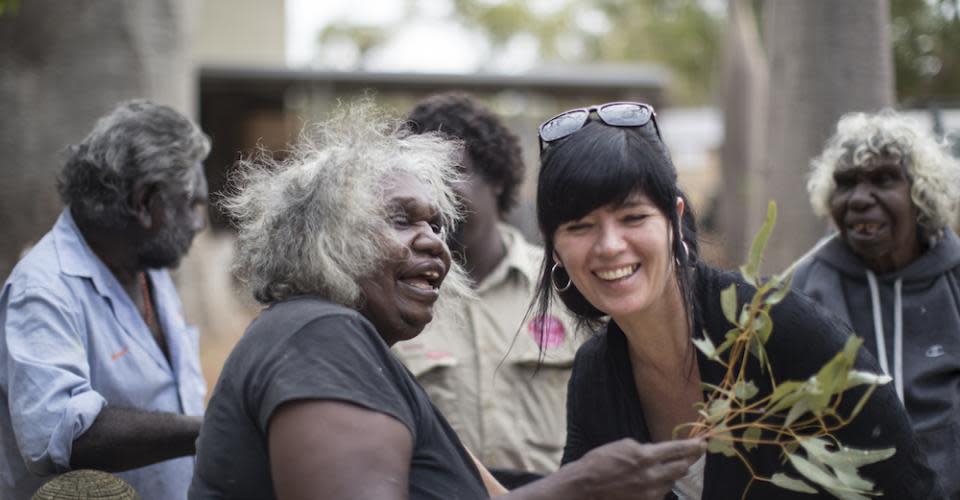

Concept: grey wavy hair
[[223, 99, 471, 316], [57, 99, 211, 227], [808, 109, 960, 232]]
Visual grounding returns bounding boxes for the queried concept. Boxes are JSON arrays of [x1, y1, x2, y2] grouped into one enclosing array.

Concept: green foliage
[[540, 0, 719, 104], [317, 25, 390, 56], [580, 0, 722, 104], [312, 1, 960, 106], [0, 0, 20, 16], [314, 0, 722, 105], [680, 201, 895, 499], [890, 0, 960, 105]]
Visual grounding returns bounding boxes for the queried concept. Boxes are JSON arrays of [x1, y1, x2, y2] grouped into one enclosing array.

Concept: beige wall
[[194, 0, 285, 66]]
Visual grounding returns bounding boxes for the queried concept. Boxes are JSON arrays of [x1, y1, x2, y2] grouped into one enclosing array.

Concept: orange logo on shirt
[[111, 347, 129, 361]]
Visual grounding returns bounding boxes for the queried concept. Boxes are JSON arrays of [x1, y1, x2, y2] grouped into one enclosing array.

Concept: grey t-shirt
[[189, 296, 487, 499]]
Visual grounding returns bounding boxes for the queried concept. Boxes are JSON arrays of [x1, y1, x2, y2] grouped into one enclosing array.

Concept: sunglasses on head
[[537, 102, 663, 153]]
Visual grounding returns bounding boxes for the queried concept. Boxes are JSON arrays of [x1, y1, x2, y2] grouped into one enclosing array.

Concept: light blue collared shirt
[[0, 209, 206, 500]]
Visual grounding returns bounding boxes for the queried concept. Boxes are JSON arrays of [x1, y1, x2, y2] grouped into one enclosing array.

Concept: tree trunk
[[717, 0, 769, 268], [0, 0, 194, 279], [753, 0, 893, 271]]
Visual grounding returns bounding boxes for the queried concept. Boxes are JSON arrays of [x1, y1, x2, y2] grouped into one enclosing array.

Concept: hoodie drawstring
[[866, 270, 904, 403]]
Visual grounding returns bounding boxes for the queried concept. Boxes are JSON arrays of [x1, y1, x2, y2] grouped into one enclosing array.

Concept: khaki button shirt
[[394, 224, 582, 473]]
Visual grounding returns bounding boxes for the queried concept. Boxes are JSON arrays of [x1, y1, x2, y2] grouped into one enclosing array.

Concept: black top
[[189, 296, 487, 500], [562, 263, 943, 500]]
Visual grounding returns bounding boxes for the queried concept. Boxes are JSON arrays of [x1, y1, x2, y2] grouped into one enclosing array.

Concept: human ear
[[676, 196, 686, 220], [129, 182, 158, 229]]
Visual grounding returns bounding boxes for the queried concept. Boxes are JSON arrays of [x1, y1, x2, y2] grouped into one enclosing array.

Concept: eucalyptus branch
[[683, 202, 895, 500]]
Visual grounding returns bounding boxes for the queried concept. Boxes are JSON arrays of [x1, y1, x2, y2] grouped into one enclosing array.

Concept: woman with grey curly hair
[[795, 109, 960, 498], [190, 100, 699, 500]]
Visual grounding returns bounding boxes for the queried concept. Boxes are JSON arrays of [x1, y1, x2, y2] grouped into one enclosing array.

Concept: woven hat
[[32, 469, 140, 500]]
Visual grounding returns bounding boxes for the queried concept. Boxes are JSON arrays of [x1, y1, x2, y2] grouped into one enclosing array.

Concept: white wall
[[194, 0, 286, 66]]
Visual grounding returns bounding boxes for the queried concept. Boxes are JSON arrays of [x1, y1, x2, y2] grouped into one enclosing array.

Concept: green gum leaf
[[742, 427, 762, 451], [831, 446, 896, 468], [787, 453, 866, 498], [786, 453, 838, 488], [707, 434, 738, 457], [738, 305, 751, 327], [733, 380, 759, 400], [748, 335, 768, 369], [813, 348, 855, 398], [692, 335, 717, 359], [739, 266, 758, 287], [700, 382, 728, 396], [721, 284, 738, 324], [766, 380, 805, 416], [706, 398, 731, 424], [796, 438, 836, 472], [831, 467, 874, 492], [765, 272, 794, 306], [770, 473, 818, 494], [784, 398, 811, 426], [754, 310, 773, 344], [844, 370, 892, 390], [741, 201, 777, 284], [842, 336, 863, 361], [714, 328, 739, 358]]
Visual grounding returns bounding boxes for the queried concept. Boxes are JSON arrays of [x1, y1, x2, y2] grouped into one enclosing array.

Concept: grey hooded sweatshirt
[[794, 229, 960, 499]]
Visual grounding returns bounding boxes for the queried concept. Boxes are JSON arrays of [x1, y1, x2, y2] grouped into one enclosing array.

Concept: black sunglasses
[[537, 102, 664, 153]]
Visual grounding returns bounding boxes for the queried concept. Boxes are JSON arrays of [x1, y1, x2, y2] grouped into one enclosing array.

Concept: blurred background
[[2, 0, 959, 392]]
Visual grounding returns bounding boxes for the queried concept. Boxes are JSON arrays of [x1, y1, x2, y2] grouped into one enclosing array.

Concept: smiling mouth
[[595, 264, 639, 281], [848, 222, 884, 237], [399, 270, 442, 291]]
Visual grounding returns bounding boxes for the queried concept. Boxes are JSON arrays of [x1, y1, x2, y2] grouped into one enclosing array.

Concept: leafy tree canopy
[[315, 0, 960, 106], [317, 0, 724, 105], [891, 0, 960, 106]]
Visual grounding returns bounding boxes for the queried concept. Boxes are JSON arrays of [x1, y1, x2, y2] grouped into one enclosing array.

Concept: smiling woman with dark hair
[[796, 109, 960, 498]]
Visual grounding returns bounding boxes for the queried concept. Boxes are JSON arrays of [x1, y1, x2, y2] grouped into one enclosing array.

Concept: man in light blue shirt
[[1, 100, 209, 499]]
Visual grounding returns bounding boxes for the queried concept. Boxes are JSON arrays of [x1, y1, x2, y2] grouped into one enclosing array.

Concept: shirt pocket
[[509, 348, 576, 470], [400, 352, 461, 417]]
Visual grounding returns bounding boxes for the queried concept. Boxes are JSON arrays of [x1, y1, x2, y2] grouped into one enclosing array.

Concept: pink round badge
[[528, 315, 566, 349]]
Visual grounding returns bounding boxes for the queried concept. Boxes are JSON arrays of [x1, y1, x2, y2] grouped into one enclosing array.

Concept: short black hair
[[407, 92, 524, 214]]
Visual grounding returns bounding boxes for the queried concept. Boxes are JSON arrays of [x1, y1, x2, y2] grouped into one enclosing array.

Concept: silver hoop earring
[[675, 240, 690, 269], [551, 262, 572, 292]]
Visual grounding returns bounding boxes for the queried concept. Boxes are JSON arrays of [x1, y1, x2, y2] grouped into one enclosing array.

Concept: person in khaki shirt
[[394, 93, 581, 486]]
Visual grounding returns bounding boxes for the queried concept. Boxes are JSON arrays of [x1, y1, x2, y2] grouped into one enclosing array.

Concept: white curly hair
[[808, 109, 960, 234], [222, 98, 471, 318]]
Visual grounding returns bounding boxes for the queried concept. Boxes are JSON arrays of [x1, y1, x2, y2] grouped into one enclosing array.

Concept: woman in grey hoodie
[[795, 109, 960, 499]]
